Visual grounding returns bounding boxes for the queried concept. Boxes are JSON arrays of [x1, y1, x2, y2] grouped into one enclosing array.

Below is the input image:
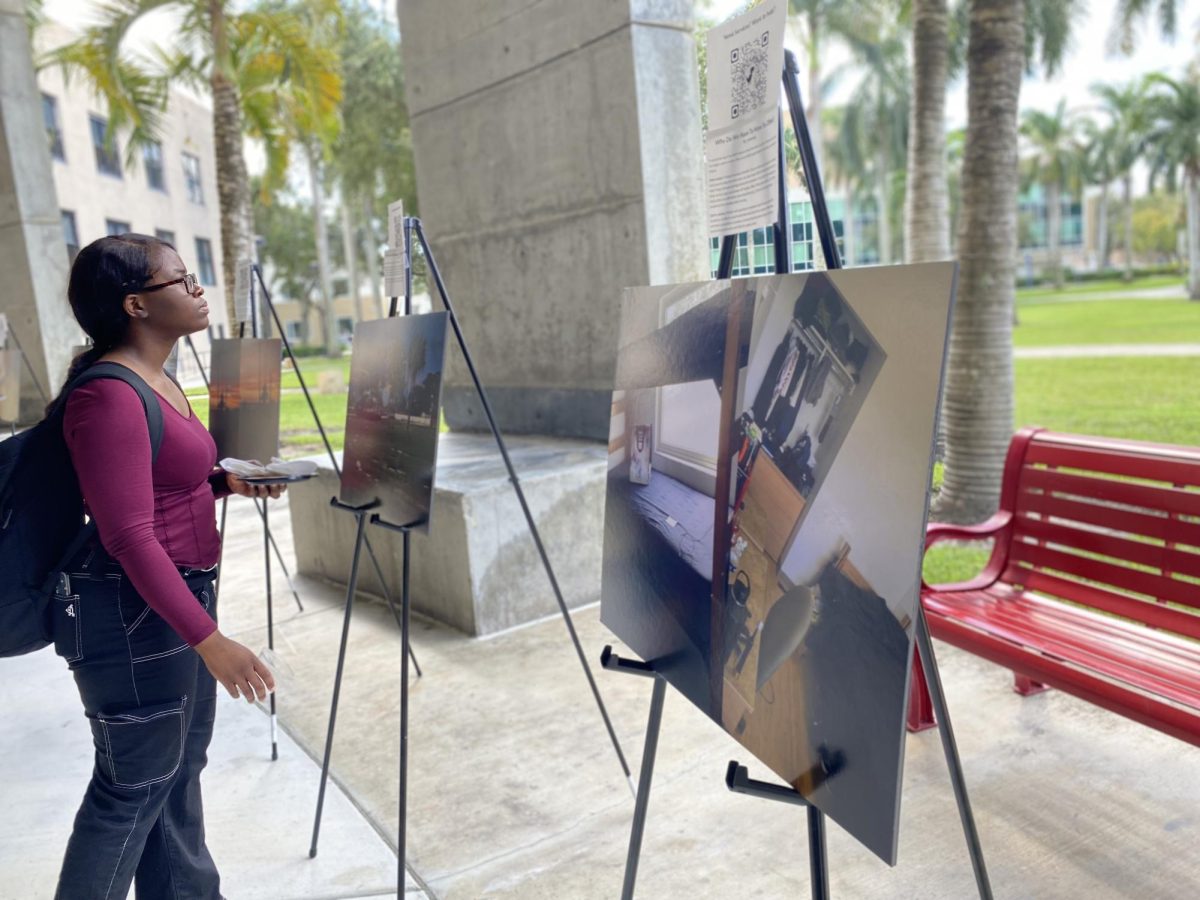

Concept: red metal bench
[[908, 428, 1200, 746]]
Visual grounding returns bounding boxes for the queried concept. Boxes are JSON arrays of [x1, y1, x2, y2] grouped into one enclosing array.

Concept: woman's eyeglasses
[[137, 273, 200, 296]]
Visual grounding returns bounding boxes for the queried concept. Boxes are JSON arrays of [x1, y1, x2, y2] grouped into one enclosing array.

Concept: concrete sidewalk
[[6, 490, 1200, 898], [0, 491, 425, 900]]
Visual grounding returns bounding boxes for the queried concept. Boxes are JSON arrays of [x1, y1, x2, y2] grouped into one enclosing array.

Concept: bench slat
[[924, 589, 1200, 709], [1016, 569, 1200, 640], [1024, 435, 1200, 488], [1014, 496, 1200, 550], [1013, 516, 1200, 581], [924, 606, 1200, 748], [1006, 541, 1200, 609], [1018, 467, 1200, 519]]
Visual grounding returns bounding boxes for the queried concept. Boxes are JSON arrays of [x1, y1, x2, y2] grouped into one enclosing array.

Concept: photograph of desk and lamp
[[601, 263, 956, 863]]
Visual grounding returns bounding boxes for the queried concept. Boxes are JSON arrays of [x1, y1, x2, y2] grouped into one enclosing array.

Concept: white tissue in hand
[[219, 457, 318, 479]]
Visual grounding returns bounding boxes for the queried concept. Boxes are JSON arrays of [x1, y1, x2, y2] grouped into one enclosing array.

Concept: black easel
[[405, 216, 633, 793], [246, 265, 423, 680], [184, 297, 304, 763], [309, 233, 426, 891], [604, 50, 991, 900], [308, 213, 635, 874]]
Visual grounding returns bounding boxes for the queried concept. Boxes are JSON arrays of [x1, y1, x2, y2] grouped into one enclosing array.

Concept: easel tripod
[[308, 213, 634, 893], [604, 49, 992, 900]]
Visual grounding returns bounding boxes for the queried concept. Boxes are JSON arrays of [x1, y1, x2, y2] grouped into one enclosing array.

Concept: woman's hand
[[226, 473, 287, 500], [194, 631, 276, 703]]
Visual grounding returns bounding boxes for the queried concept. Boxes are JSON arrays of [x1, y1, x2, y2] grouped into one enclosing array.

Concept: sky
[[706, 0, 1200, 127]]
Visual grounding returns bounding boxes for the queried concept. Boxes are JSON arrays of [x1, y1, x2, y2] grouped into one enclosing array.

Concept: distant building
[[35, 20, 229, 386]]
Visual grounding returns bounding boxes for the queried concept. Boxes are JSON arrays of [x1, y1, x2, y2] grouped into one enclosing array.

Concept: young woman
[[50, 233, 278, 899]]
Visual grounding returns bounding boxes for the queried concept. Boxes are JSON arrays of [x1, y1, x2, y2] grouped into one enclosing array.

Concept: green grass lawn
[[1015, 355, 1200, 446], [1013, 298, 1200, 346], [925, 352, 1200, 582], [1015, 274, 1182, 304]]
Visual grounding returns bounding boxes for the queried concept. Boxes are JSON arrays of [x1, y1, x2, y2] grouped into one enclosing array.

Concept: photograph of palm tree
[[339, 313, 449, 532], [208, 338, 282, 462]]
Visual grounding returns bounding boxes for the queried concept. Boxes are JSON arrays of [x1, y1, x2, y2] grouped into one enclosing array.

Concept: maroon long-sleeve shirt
[[64, 377, 230, 646]]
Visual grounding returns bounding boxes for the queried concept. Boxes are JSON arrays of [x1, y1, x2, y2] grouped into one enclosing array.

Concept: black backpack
[[0, 363, 163, 656]]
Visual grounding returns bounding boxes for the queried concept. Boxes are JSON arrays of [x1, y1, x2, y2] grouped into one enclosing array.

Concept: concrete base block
[[287, 432, 606, 636]]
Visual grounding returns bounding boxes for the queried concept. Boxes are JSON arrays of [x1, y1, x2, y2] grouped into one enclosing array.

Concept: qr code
[[729, 31, 771, 120]]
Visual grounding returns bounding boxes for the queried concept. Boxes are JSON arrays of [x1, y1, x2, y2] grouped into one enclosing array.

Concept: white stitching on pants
[[131, 644, 191, 664], [125, 605, 152, 635], [103, 784, 148, 899], [115, 576, 140, 705]]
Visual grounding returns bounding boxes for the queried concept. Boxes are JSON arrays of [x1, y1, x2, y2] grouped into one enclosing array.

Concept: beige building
[[35, 21, 228, 386]]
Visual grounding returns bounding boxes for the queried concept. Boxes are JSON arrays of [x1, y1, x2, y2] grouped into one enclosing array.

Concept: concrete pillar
[[397, 0, 708, 440], [0, 0, 75, 420]]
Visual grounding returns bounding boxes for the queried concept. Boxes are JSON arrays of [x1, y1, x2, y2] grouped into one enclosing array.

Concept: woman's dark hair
[[46, 233, 174, 415]]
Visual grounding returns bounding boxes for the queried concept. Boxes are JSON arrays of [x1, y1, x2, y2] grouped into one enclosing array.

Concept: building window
[[1018, 186, 1084, 250], [852, 199, 881, 266], [708, 231, 769, 278], [337, 317, 355, 340], [285, 320, 304, 341], [195, 238, 216, 285], [42, 94, 65, 161], [143, 141, 165, 192], [182, 152, 203, 204], [61, 210, 79, 261], [155, 228, 176, 246], [90, 115, 121, 177], [106, 219, 131, 236]]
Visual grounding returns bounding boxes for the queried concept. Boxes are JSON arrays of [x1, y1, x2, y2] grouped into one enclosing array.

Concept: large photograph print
[[209, 338, 282, 462], [339, 313, 449, 532], [601, 264, 956, 864]]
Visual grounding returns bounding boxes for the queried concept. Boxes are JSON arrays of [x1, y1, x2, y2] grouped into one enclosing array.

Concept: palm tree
[[788, 0, 868, 169], [46, 0, 342, 331], [233, 0, 343, 352], [1109, 0, 1182, 54], [1092, 80, 1153, 280], [333, 4, 416, 322], [906, 0, 951, 262], [1020, 100, 1081, 290], [827, 27, 910, 265], [1078, 116, 1117, 271], [1146, 69, 1200, 300], [934, 0, 1081, 525]]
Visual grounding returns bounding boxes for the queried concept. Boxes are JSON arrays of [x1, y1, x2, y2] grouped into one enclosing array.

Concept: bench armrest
[[922, 511, 1013, 592], [924, 511, 1012, 550]]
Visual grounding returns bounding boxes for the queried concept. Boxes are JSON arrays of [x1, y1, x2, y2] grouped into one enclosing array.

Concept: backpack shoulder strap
[[68, 362, 165, 463]]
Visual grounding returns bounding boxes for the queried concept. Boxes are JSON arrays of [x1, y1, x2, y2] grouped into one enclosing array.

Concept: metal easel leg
[[412, 221, 632, 790], [915, 607, 992, 900], [309, 504, 373, 858]]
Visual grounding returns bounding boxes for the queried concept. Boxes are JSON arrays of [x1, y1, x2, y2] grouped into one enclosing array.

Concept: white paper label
[[704, 2, 788, 236], [387, 200, 406, 250]]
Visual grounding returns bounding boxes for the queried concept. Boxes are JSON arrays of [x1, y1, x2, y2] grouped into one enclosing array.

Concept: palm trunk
[[1122, 173, 1134, 281], [341, 200, 362, 325], [1047, 179, 1062, 289], [875, 153, 892, 265], [1096, 180, 1110, 270], [905, 0, 950, 263], [1187, 168, 1200, 301], [361, 194, 384, 319], [806, 12, 823, 172], [305, 144, 338, 356], [934, 0, 1023, 525], [209, 3, 254, 332]]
